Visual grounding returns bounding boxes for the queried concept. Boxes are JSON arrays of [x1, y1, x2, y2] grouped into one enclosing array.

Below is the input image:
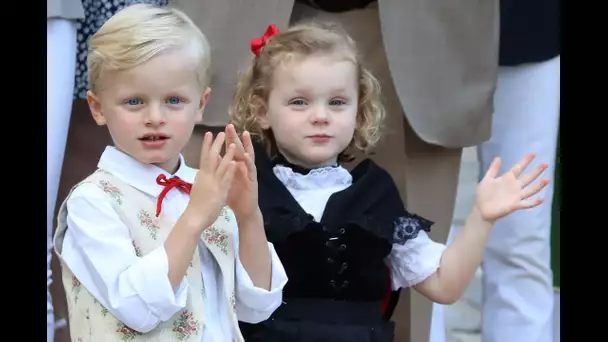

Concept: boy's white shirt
[[60, 146, 287, 341]]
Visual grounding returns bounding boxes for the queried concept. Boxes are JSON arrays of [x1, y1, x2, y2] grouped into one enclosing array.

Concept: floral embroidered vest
[[53, 169, 245, 342]]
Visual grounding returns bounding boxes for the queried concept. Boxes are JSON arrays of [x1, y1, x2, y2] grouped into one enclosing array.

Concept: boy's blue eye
[[166, 96, 181, 104], [127, 98, 142, 105]]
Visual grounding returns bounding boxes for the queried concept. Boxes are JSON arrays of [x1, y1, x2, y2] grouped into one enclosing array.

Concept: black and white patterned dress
[[239, 147, 447, 342], [73, 0, 168, 99]]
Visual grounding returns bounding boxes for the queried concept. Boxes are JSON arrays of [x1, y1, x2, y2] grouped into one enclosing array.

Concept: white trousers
[[47, 18, 78, 342], [430, 55, 561, 342], [479, 55, 560, 342]]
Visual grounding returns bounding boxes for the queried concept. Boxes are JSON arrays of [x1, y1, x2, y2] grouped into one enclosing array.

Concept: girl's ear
[[257, 114, 270, 129], [253, 96, 270, 129]]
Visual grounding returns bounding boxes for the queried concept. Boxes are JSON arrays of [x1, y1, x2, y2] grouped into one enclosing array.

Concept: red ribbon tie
[[155, 174, 192, 217]]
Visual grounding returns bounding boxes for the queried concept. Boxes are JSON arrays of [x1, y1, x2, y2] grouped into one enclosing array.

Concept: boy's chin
[[136, 152, 177, 167]]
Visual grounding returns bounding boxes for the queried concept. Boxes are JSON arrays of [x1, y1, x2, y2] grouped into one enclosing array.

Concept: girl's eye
[[329, 99, 346, 106], [126, 98, 143, 106], [166, 96, 181, 105], [289, 99, 307, 106]]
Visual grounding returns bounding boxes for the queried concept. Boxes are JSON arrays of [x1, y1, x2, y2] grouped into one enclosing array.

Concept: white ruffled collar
[[272, 164, 353, 190]]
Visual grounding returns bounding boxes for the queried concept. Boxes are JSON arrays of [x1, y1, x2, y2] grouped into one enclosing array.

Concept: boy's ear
[[197, 87, 212, 123], [87, 91, 106, 126]]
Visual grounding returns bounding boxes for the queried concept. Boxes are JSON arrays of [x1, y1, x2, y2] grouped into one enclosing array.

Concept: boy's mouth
[[139, 133, 169, 141]]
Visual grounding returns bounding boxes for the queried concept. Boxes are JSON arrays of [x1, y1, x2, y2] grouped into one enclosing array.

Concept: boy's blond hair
[[229, 21, 385, 162], [87, 4, 211, 93]]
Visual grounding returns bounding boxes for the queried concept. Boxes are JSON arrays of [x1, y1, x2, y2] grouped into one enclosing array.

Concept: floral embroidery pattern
[[203, 226, 229, 255], [230, 292, 236, 312], [220, 206, 230, 222], [72, 275, 82, 303], [116, 322, 142, 341], [94, 298, 109, 316], [138, 210, 160, 239], [96, 169, 113, 176], [132, 241, 142, 257], [98, 180, 123, 205], [172, 309, 201, 340]]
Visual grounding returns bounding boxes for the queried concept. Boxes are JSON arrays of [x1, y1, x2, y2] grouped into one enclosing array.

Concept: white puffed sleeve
[[385, 215, 446, 290]]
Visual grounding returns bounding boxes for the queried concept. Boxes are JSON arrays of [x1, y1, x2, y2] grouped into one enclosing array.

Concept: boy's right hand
[[186, 131, 237, 230]]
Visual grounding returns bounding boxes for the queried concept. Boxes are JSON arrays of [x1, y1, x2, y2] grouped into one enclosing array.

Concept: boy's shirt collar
[[96, 146, 196, 198]]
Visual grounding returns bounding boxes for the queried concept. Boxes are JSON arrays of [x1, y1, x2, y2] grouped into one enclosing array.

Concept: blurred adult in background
[[551, 126, 560, 342], [47, 1, 84, 340], [430, 0, 560, 341]]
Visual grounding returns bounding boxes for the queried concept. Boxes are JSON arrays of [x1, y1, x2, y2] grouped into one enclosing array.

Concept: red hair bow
[[250, 24, 279, 56]]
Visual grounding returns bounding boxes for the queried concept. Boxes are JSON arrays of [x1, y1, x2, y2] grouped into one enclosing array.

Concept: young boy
[[52, 4, 287, 342]]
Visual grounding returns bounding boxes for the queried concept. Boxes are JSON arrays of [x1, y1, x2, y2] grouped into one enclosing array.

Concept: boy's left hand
[[224, 124, 260, 221], [475, 153, 550, 223]]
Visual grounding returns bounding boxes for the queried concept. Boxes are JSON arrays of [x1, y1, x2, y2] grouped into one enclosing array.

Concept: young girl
[[52, 5, 287, 342], [230, 22, 550, 342]]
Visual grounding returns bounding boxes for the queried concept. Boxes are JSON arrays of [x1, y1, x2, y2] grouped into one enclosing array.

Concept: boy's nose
[[145, 107, 165, 126]]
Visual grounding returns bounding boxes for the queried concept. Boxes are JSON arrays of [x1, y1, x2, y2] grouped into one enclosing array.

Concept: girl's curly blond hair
[[229, 21, 386, 162]]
